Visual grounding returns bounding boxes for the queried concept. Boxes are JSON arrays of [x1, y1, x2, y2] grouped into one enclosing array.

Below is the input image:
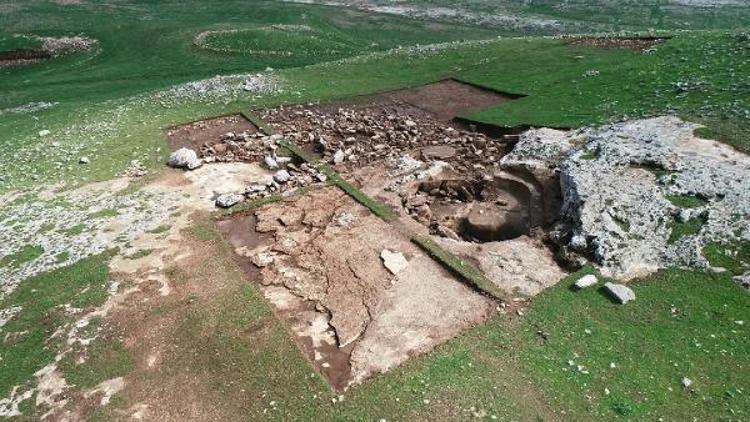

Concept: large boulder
[[167, 148, 203, 170]]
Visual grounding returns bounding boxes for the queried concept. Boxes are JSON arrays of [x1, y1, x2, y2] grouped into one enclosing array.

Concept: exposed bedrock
[[502, 116, 750, 281]]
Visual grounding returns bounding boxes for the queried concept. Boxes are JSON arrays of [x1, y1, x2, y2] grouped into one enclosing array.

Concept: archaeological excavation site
[[163, 79, 750, 392]]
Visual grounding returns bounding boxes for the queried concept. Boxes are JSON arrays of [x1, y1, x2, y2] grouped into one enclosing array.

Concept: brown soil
[[0, 49, 50, 66], [165, 114, 259, 152], [569, 36, 667, 51], [384, 79, 520, 121]]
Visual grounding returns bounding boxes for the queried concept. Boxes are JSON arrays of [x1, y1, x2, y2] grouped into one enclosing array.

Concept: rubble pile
[[261, 103, 511, 178]]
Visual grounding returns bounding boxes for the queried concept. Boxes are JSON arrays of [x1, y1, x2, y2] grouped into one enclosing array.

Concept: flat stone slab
[[575, 274, 598, 289], [604, 282, 636, 304]]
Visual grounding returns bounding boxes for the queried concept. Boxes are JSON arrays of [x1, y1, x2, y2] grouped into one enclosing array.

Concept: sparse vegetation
[[669, 212, 708, 243], [667, 194, 708, 208], [89, 208, 120, 219], [703, 242, 750, 275], [0, 251, 114, 399], [0, 244, 44, 269], [147, 224, 171, 234]]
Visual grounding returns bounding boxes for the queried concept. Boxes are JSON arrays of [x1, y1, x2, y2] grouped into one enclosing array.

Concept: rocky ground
[[219, 187, 494, 390], [504, 116, 750, 284], [261, 101, 510, 179]]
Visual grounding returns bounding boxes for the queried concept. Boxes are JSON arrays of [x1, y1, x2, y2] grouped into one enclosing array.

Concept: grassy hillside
[[0, 0, 497, 110]]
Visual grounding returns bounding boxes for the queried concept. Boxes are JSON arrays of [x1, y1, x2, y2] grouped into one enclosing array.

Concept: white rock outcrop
[[505, 116, 750, 281]]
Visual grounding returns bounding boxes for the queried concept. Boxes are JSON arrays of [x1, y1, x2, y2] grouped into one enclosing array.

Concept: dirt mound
[[569, 36, 667, 51]]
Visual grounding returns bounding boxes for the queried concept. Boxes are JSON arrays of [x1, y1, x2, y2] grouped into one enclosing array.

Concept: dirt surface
[[218, 187, 494, 390], [569, 36, 667, 50], [384, 79, 519, 120], [165, 114, 259, 153], [0, 49, 49, 66]]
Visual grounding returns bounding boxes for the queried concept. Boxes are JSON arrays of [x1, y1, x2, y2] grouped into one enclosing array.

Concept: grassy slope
[[0, 251, 115, 400]]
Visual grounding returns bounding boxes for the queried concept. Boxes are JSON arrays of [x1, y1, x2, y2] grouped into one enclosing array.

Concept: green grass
[[55, 251, 70, 263], [61, 224, 87, 236], [147, 224, 171, 234], [703, 242, 750, 276], [59, 335, 133, 389], [669, 212, 708, 243], [517, 267, 750, 420], [197, 26, 357, 59], [89, 208, 120, 219], [412, 235, 506, 300], [0, 251, 115, 398], [666, 194, 709, 209], [0, 244, 44, 269]]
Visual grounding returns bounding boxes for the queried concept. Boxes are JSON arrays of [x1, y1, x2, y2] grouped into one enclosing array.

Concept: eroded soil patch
[[165, 114, 260, 153], [384, 79, 520, 121]]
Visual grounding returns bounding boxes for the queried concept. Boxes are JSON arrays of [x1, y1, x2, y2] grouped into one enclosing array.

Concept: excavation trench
[[172, 79, 566, 391]]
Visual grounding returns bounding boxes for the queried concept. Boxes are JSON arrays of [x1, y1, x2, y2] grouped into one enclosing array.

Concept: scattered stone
[[79, 157, 90, 164], [422, 145, 457, 160], [336, 212, 355, 227], [681, 377, 693, 388], [603, 282, 636, 304], [569, 234, 588, 251], [264, 156, 279, 170], [215, 193, 243, 208], [273, 170, 291, 184], [38, 129, 50, 137], [333, 150, 345, 165], [575, 274, 598, 289], [252, 251, 274, 268], [124, 160, 147, 177], [380, 249, 409, 275], [733, 272, 750, 290]]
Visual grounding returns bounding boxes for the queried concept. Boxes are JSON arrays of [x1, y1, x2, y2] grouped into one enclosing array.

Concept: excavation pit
[[217, 187, 495, 391], [258, 80, 522, 181], [383, 78, 522, 121], [409, 177, 533, 242]]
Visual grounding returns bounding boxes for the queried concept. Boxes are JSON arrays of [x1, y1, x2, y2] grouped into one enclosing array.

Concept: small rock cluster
[[168, 137, 328, 208], [261, 103, 510, 178], [198, 132, 280, 163], [243, 161, 328, 203]]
